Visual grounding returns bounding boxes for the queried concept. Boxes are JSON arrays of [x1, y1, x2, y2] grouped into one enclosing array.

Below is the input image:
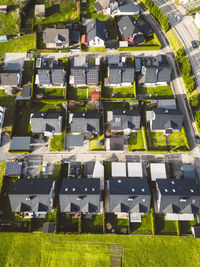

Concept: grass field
[[68, 87, 92, 100], [130, 214, 152, 235], [0, 33, 36, 59], [81, 0, 110, 20], [49, 132, 65, 152], [147, 131, 167, 151], [35, 0, 78, 24], [103, 86, 135, 98], [37, 88, 64, 99], [0, 9, 20, 35], [155, 215, 178, 235], [166, 28, 183, 52], [1, 233, 200, 266], [128, 130, 145, 151], [169, 131, 188, 151], [137, 86, 173, 98]]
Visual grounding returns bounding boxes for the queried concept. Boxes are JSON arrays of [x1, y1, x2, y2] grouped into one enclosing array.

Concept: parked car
[[174, 15, 181, 22], [192, 40, 198, 49]]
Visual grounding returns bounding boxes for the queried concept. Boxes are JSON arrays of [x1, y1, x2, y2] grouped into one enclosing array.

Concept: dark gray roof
[[134, 57, 142, 72], [156, 179, 200, 214], [87, 18, 106, 42], [5, 63, 20, 71], [94, 2, 103, 12], [118, 16, 138, 39], [137, 20, 153, 36], [109, 67, 134, 84], [68, 134, 84, 147], [16, 85, 31, 100], [84, 161, 95, 177], [192, 225, 200, 238], [86, 68, 99, 85], [107, 55, 120, 65], [69, 31, 80, 43], [111, 109, 140, 131], [157, 67, 171, 83], [110, 137, 124, 150], [0, 72, 19, 86], [109, 178, 151, 213], [118, 2, 139, 13], [59, 178, 100, 213], [10, 137, 31, 151], [71, 68, 86, 85], [38, 69, 51, 85], [43, 28, 69, 46], [152, 109, 184, 131], [71, 112, 99, 133], [9, 178, 55, 213], [51, 68, 66, 85], [30, 112, 62, 134], [5, 161, 23, 176]]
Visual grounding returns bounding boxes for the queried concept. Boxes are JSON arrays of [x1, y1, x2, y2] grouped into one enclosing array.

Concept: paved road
[[153, 0, 200, 93]]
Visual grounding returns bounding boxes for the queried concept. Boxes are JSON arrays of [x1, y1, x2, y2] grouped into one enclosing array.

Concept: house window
[[98, 38, 100, 43]]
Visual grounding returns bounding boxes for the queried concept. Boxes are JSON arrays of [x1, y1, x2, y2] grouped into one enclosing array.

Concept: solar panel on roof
[[5, 162, 22, 176]]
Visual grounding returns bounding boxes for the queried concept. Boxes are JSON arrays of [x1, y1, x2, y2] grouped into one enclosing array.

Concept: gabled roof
[[151, 109, 184, 131], [87, 18, 106, 42], [118, 2, 139, 13], [59, 178, 100, 213], [51, 68, 66, 85], [71, 68, 86, 85], [107, 55, 120, 65], [118, 16, 138, 39], [111, 109, 140, 131], [156, 179, 200, 214], [38, 69, 51, 84], [16, 85, 31, 100], [97, 0, 110, 9], [9, 178, 55, 213], [109, 178, 151, 213], [30, 112, 62, 134], [86, 68, 99, 85], [0, 72, 19, 86], [70, 112, 99, 133], [10, 137, 31, 151], [109, 66, 134, 84], [43, 28, 69, 45]]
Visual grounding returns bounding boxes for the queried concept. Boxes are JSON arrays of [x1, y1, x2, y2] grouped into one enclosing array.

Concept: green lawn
[[68, 87, 92, 100], [0, 8, 20, 35], [35, 0, 78, 24], [0, 162, 6, 193], [0, 33, 36, 59], [0, 91, 16, 133], [1, 233, 200, 266], [155, 214, 177, 235], [89, 134, 105, 151], [85, 47, 106, 52], [22, 60, 34, 86], [169, 131, 189, 151], [128, 130, 145, 151], [137, 86, 174, 98], [179, 216, 198, 235], [130, 214, 152, 235], [105, 213, 129, 234], [166, 28, 183, 53], [49, 132, 65, 152], [37, 88, 64, 99], [103, 85, 135, 99], [147, 131, 167, 151], [81, 0, 110, 20], [81, 215, 103, 233]]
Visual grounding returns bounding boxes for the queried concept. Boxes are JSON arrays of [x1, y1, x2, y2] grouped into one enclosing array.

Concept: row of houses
[[8, 161, 200, 223]]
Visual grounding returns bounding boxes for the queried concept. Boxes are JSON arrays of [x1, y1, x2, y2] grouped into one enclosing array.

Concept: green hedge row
[[151, 208, 156, 235], [118, 45, 160, 51]]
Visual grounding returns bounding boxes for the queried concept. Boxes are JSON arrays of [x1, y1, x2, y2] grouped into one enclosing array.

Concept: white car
[[174, 15, 181, 22]]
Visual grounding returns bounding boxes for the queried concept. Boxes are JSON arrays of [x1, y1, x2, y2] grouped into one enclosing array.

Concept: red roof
[[91, 91, 100, 100], [81, 34, 88, 45]]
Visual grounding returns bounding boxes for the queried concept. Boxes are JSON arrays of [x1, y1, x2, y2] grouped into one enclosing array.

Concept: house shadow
[[46, 4, 60, 17], [7, 5, 19, 12]]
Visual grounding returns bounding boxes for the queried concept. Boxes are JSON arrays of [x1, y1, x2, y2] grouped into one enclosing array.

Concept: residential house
[[117, 16, 152, 45], [138, 55, 171, 86], [107, 109, 140, 134], [84, 161, 105, 190], [194, 11, 200, 29], [9, 178, 55, 218], [117, 2, 140, 16], [156, 179, 200, 221], [43, 28, 69, 48], [69, 112, 100, 135], [70, 56, 100, 87], [111, 162, 143, 178], [86, 18, 106, 47], [157, 99, 176, 110], [108, 66, 135, 87], [59, 178, 101, 214], [0, 63, 22, 89], [16, 85, 31, 100], [146, 109, 184, 134], [0, 5, 7, 13], [94, 0, 118, 15], [108, 178, 151, 222], [36, 68, 66, 88], [30, 112, 63, 137]]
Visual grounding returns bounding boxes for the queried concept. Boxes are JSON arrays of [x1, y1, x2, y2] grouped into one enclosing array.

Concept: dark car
[[192, 40, 198, 49]]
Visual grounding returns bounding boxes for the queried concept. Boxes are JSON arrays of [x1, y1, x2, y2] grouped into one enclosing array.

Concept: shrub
[[182, 127, 190, 150], [189, 92, 199, 108], [142, 126, 148, 151], [176, 220, 180, 236], [151, 208, 156, 235]]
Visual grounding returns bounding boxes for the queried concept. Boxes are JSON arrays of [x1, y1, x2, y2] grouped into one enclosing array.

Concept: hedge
[[78, 217, 82, 234], [176, 220, 180, 236], [151, 208, 156, 235], [182, 126, 190, 150], [118, 45, 161, 51], [142, 126, 148, 151]]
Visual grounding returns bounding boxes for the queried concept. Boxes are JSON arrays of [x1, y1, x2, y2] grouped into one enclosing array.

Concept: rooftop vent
[[165, 189, 168, 192], [123, 110, 126, 114], [72, 188, 76, 191], [172, 189, 176, 192], [190, 189, 194, 193], [118, 180, 121, 183], [142, 198, 145, 202], [85, 188, 88, 192], [92, 188, 95, 192], [132, 188, 134, 192], [65, 188, 68, 192], [82, 113, 85, 117], [192, 199, 195, 203], [128, 197, 133, 201], [142, 188, 145, 192], [77, 197, 82, 201], [171, 181, 175, 184], [25, 197, 31, 201], [165, 110, 169, 114]]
